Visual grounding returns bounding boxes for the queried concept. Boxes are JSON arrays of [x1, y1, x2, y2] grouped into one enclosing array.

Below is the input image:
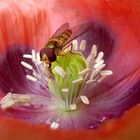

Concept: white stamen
[[50, 122, 59, 129], [79, 40, 86, 51], [21, 61, 33, 70], [90, 70, 96, 79], [62, 88, 69, 93], [33, 71, 41, 79], [36, 52, 41, 64], [78, 68, 90, 76], [94, 60, 104, 69], [86, 54, 94, 66], [95, 52, 104, 64], [86, 79, 96, 85], [70, 104, 77, 110], [90, 64, 106, 79], [91, 45, 97, 57], [100, 70, 113, 76], [54, 66, 66, 78], [18, 40, 113, 113], [32, 49, 36, 62], [95, 64, 106, 73], [26, 75, 38, 82], [80, 95, 89, 105], [72, 40, 78, 50], [0, 92, 32, 110], [72, 78, 84, 84], [23, 54, 32, 59], [97, 75, 107, 83]]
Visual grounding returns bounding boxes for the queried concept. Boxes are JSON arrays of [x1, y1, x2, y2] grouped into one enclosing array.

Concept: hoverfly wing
[[62, 22, 94, 50], [51, 23, 69, 38]]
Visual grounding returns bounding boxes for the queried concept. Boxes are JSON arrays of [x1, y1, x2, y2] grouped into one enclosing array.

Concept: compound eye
[[40, 48, 51, 64], [40, 48, 47, 61]]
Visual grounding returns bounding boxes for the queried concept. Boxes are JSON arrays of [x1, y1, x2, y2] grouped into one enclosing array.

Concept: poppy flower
[[0, 0, 140, 139]]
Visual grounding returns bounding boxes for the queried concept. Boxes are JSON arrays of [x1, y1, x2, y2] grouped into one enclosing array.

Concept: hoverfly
[[40, 22, 94, 66]]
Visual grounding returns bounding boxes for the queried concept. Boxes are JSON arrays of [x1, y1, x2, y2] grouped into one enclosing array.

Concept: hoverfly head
[[40, 48, 50, 64]]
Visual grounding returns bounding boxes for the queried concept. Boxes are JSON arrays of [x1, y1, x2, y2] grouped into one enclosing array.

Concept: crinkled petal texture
[[0, 0, 140, 139], [0, 0, 50, 52]]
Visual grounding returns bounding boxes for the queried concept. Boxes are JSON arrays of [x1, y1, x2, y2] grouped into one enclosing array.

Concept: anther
[[80, 95, 89, 105], [78, 68, 90, 76], [97, 75, 107, 83], [72, 78, 84, 84], [32, 49, 36, 62], [36, 52, 41, 64], [72, 40, 78, 50], [94, 60, 104, 69], [100, 70, 113, 76], [70, 104, 77, 110], [90, 64, 105, 79], [23, 54, 32, 59], [86, 79, 96, 85], [95, 64, 106, 73], [91, 45, 97, 57], [79, 40, 86, 52], [26, 75, 38, 82], [50, 122, 59, 129], [95, 52, 104, 64], [21, 61, 33, 70]]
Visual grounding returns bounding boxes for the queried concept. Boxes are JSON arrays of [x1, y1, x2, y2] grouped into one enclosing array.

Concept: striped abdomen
[[47, 29, 72, 49]]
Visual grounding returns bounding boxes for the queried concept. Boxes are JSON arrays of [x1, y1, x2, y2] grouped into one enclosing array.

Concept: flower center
[[0, 40, 113, 129]]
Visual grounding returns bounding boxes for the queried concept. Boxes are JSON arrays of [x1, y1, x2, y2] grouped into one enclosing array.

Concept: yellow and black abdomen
[[46, 29, 72, 49], [55, 29, 72, 47], [62, 29, 72, 41]]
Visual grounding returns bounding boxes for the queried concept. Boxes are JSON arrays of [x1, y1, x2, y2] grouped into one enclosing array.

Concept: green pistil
[[48, 52, 87, 109]]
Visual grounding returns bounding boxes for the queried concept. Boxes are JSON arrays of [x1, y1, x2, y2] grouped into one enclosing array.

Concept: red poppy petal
[[0, 0, 140, 139], [0, 0, 50, 52], [0, 104, 140, 140]]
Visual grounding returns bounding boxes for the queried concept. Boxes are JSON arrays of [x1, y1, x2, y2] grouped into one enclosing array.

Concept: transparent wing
[[51, 23, 69, 38], [62, 22, 94, 49]]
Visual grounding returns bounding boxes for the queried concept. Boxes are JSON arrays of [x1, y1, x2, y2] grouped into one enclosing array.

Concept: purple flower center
[[0, 24, 140, 130], [0, 40, 113, 130]]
